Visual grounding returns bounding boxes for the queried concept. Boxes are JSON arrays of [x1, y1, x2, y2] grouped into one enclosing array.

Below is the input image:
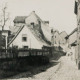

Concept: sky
[[0, 0, 77, 34]]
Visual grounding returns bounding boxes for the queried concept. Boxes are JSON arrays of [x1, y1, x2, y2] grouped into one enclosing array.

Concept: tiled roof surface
[[13, 16, 27, 23], [27, 24, 50, 46]]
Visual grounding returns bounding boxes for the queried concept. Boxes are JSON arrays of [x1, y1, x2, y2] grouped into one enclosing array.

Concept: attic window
[[22, 34, 27, 42], [13, 45, 18, 49]]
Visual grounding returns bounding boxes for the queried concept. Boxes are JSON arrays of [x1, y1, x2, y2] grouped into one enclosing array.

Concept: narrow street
[[51, 56, 80, 80], [9, 56, 80, 80]]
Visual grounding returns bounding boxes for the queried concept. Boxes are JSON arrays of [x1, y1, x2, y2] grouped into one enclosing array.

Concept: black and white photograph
[[0, 0, 79, 80]]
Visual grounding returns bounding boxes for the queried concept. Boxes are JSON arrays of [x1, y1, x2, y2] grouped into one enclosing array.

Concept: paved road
[[8, 56, 80, 80]]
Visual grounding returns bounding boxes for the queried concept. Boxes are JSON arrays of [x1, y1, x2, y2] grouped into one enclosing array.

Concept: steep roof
[[13, 16, 27, 23], [10, 26, 20, 35], [8, 26, 24, 46], [8, 25, 50, 47], [65, 28, 77, 39], [26, 24, 50, 46]]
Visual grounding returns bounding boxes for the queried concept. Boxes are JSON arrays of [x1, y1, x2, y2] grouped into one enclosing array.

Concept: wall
[[60, 31, 67, 45]]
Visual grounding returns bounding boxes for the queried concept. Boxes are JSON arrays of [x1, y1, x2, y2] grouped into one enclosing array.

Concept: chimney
[[38, 21, 41, 29], [33, 11, 35, 13], [44, 21, 49, 26]]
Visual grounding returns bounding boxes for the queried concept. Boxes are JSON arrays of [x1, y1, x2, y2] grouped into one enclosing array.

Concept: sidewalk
[[51, 56, 80, 80]]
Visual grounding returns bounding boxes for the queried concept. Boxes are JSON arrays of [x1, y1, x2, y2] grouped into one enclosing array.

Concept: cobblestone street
[[8, 56, 80, 80]]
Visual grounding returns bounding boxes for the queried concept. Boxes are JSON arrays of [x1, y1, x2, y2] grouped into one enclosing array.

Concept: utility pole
[[51, 28, 54, 57], [51, 28, 54, 47]]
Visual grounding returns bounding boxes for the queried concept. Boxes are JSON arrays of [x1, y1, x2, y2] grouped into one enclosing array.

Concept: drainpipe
[[5, 35, 8, 54]]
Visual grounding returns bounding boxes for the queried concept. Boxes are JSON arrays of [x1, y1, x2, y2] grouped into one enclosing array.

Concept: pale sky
[[0, 0, 77, 34]]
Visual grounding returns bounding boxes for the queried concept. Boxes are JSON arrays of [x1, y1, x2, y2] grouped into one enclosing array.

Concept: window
[[55, 36, 56, 38], [22, 34, 27, 42], [22, 37, 27, 41], [23, 46, 28, 49], [13, 45, 18, 49], [31, 22, 34, 25]]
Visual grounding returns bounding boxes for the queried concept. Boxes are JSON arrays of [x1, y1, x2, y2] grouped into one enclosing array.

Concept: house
[[65, 28, 78, 61], [0, 26, 11, 49], [59, 31, 67, 45], [59, 31, 68, 52], [8, 11, 51, 49], [51, 29, 67, 51], [51, 29, 60, 47], [74, 0, 80, 67]]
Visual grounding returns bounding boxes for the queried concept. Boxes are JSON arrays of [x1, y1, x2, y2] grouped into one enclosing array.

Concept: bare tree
[[0, 3, 9, 48], [0, 3, 9, 31]]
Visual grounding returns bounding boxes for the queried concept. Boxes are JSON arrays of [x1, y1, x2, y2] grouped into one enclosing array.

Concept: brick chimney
[[44, 21, 49, 27]]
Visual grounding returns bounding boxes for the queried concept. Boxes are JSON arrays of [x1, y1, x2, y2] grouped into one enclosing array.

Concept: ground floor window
[[23, 46, 28, 49]]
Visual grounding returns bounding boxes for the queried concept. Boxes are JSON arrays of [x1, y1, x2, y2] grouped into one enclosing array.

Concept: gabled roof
[[71, 40, 77, 46], [8, 26, 24, 46], [65, 27, 77, 39], [8, 24, 50, 47], [26, 24, 50, 46], [13, 16, 27, 23], [10, 26, 20, 35]]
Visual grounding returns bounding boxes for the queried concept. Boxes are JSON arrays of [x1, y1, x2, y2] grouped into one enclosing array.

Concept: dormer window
[[31, 22, 34, 28]]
